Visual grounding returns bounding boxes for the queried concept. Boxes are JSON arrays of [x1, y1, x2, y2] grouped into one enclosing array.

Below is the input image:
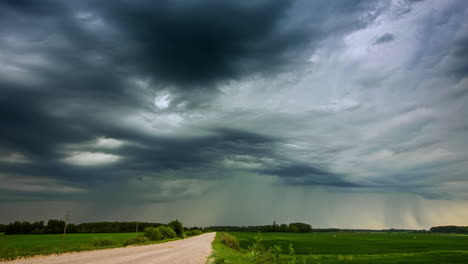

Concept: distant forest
[[0, 220, 466, 235], [429, 225, 468, 234], [0, 221, 172, 235]]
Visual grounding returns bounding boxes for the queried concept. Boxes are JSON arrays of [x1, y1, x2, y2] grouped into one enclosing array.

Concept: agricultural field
[[0, 232, 177, 260], [212, 232, 468, 264]]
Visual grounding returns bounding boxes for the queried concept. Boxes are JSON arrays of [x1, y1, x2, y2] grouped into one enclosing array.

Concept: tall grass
[[219, 232, 240, 251], [91, 238, 115, 247]]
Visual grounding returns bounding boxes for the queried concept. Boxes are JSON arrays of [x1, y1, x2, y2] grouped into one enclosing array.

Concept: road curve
[[1, 232, 216, 264]]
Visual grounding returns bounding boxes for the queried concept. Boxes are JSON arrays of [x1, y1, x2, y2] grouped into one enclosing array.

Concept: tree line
[[0, 221, 315, 234], [0, 220, 167, 235], [205, 224, 468, 234], [206, 222, 313, 233], [430, 225, 468, 234], [2, 221, 466, 235]]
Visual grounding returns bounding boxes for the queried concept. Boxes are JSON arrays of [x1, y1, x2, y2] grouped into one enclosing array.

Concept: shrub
[[169, 220, 184, 237], [158, 226, 177, 239], [123, 235, 149, 246], [219, 233, 240, 251], [143, 226, 177, 241], [287, 244, 296, 264], [248, 233, 281, 264], [92, 238, 115, 247], [144, 227, 163, 241], [187, 230, 202, 236]]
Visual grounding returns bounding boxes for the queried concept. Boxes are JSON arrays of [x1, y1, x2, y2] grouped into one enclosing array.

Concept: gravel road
[[1, 232, 216, 264]]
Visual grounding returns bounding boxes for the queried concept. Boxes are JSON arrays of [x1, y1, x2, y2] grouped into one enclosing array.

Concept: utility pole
[[61, 210, 71, 250], [63, 210, 70, 235], [136, 223, 139, 233]]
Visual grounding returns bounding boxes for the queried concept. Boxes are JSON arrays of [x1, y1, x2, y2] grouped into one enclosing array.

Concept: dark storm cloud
[[448, 33, 468, 79], [0, 0, 315, 101], [373, 33, 395, 45], [0, 0, 373, 108], [113, 128, 277, 174], [261, 164, 361, 187], [0, 87, 85, 158], [91, 0, 307, 88], [0, 0, 389, 206], [87, 0, 376, 90], [0, 90, 359, 201], [0, 0, 64, 15], [1, 0, 468, 227]]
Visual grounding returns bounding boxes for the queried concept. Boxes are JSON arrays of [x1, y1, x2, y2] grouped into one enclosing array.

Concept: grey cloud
[[261, 164, 361, 188], [373, 33, 395, 45], [93, 1, 304, 88], [447, 34, 468, 79], [0, 0, 64, 15], [0, 0, 377, 110], [1, 0, 468, 227], [84, 0, 377, 94]]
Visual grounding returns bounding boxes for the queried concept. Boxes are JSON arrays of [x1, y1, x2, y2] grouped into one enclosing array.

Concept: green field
[[212, 232, 468, 264], [0, 232, 178, 260]]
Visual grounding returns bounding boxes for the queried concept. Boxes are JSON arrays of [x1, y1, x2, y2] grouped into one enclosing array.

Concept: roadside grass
[[211, 233, 251, 264], [0, 233, 181, 260], [211, 232, 468, 264]]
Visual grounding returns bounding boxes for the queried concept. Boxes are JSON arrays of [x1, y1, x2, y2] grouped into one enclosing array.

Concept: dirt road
[[1, 233, 216, 264]]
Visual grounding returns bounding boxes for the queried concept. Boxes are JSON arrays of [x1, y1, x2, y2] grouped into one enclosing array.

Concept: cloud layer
[[1, 0, 468, 228]]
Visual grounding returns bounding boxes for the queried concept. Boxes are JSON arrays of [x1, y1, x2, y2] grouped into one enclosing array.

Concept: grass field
[[0, 232, 178, 260], [212, 232, 468, 264]]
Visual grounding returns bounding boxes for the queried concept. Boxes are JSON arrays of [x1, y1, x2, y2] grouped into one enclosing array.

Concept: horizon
[[1, 0, 468, 230], [3, 218, 452, 231]]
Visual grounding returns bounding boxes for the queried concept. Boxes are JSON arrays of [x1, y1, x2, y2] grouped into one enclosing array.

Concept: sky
[[0, 0, 468, 229]]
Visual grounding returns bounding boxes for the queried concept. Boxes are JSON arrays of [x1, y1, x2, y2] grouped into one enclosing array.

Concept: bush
[[123, 235, 149, 246], [144, 226, 177, 241], [144, 227, 163, 241], [92, 238, 115, 247], [169, 220, 184, 237], [158, 226, 177, 239], [219, 233, 240, 251], [187, 230, 202, 236], [248, 233, 281, 264], [287, 244, 297, 264]]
